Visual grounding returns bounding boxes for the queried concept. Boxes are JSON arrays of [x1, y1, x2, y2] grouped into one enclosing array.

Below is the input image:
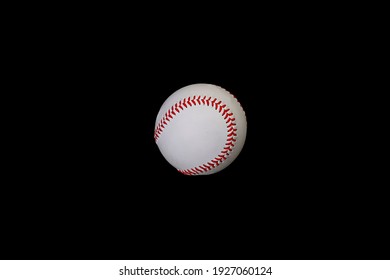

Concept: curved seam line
[[154, 95, 238, 175]]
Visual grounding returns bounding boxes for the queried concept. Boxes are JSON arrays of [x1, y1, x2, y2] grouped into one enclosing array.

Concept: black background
[[3, 7, 387, 260]]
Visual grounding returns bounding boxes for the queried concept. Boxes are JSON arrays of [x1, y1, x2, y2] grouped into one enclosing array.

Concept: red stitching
[[227, 122, 236, 128], [155, 95, 238, 175]]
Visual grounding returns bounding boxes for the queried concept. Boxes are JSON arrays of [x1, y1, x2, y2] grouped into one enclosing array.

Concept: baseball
[[154, 83, 247, 175]]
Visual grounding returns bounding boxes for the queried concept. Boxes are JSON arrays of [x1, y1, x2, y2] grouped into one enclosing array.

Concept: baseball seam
[[154, 95, 238, 175]]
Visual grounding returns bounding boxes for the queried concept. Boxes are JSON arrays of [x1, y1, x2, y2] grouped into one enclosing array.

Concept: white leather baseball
[[154, 83, 247, 175]]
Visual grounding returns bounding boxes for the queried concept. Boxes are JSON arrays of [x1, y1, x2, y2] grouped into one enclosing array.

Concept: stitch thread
[[155, 95, 238, 175]]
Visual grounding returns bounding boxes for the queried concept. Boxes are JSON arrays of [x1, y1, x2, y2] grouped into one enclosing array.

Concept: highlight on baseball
[[154, 83, 247, 175]]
